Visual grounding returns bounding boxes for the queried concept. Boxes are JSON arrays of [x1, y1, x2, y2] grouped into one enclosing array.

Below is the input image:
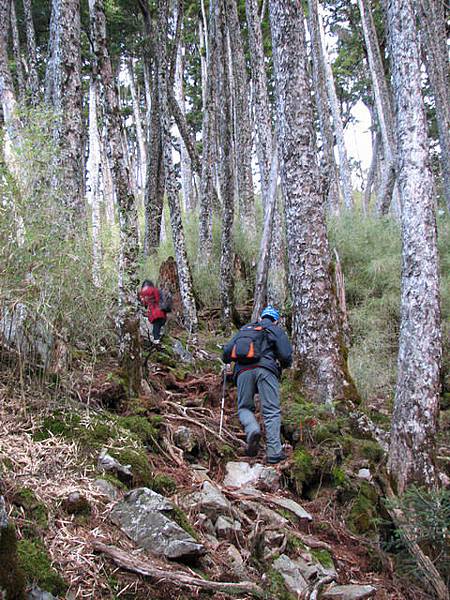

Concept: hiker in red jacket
[[139, 280, 167, 343]]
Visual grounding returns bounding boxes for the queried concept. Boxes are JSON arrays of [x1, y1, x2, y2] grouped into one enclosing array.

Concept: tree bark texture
[[127, 59, 147, 193], [363, 126, 380, 215], [217, 0, 235, 330], [86, 76, 103, 287], [357, 0, 397, 215], [156, 0, 198, 334], [269, 0, 357, 407], [0, 0, 21, 154], [318, 8, 354, 210], [46, 0, 84, 226], [175, 45, 195, 212], [199, 0, 220, 263], [22, 0, 39, 105], [418, 0, 450, 211], [225, 0, 255, 232], [307, 0, 340, 214], [10, 0, 25, 102], [90, 0, 142, 395], [385, 0, 442, 494]]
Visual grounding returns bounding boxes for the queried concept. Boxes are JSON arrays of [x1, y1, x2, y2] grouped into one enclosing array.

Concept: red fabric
[[139, 286, 166, 323]]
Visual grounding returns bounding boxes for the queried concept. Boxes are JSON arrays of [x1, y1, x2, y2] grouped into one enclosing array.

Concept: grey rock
[[204, 533, 220, 550], [215, 515, 242, 539], [63, 491, 91, 515], [191, 464, 211, 483], [0, 496, 8, 529], [27, 586, 58, 600], [94, 479, 120, 501], [265, 530, 286, 548], [272, 554, 309, 596], [225, 544, 247, 577], [223, 462, 279, 491], [173, 340, 194, 364], [357, 468, 372, 481], [270, 496, 313, 521], [110, 487, 205, 559], [98, 448, 133, 485], [173, 426, 198, 453], [182, 481, 231, 518], [196, 513, 216, 535], [322, 584, 377, 599], [240, 500, 288, 528]]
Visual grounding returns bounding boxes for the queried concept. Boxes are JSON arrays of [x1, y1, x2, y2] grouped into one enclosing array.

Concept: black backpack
[[159, 288, 173, 313], [231, 323, 268, 365]]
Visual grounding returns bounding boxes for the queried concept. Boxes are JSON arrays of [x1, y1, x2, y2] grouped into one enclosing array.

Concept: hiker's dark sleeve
[[222, 338, 235, 363], [273, 328, 293, 368]]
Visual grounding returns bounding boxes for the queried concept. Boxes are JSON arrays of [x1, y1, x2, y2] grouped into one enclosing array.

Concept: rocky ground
[[0, 330, 441, 599]]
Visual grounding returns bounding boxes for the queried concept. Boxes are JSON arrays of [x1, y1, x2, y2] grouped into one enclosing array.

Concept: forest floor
[[0, 324, 441, 600]]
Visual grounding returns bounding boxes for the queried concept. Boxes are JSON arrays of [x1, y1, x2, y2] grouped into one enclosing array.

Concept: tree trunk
[[317, 7, 353, 210], [385, 0, 442, 494], [100, 125, 116, 224], [46, 0, 84, 227], [245, 0, 286, 308], [127, 58, 147, 194], [307, 0, 340, 214], [357, 0, 397, 215], [22, 0, 39, 105], [418, 0, 450, 211], [90, 0, 142, 396], [10, 0, 25, 102], [175, 45, 195, 212], [225, 0, 255, 232], [216, 0, 235, 331], [86, 76, 103, 287], [199, 0, 219, 264], [269, 0, 357, 407], [156, 0, 198, 334], [363, 127, 380, 215]]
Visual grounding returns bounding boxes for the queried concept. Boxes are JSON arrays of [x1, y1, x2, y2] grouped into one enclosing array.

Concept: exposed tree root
[[93, 541, 264, 597]]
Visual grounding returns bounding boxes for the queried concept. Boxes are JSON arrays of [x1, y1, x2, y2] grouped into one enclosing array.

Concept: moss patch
[[170, 506, 198, 540], [0, 524, 26, 600], [151, 474, 177, 496], [265, 569, 296, 600], [12, 488, 48, 529], [117, 415, 160, 446], [17, 539, 67, 596], [311, 548, 334, 569], [109, 447, 152, 487], [291, 448, 314, 495], [347, 481, 380, 536]]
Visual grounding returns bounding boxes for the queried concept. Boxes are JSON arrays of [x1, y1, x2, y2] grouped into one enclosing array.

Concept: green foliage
[[0, 524, 26, 600], [291, 448, 314, 495], [347, 481, 379, 536], [311, 549, 334, 569], [385, 486, 450, 586], [12, 488, 48, 529], [17, 539, 67, 596]]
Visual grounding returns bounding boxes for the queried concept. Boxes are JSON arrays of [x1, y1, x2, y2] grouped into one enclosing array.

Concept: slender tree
[[156, 0, 198, 334], [90, 0, 142, 395], [269, 0, 357, 407], [307, 0, 340, 214], [385, 0, 442, 494], [22, 0, 39, 105], [10, 0, 25, 102], [418, 0, 450, 211], [127, 59, 147, 193]]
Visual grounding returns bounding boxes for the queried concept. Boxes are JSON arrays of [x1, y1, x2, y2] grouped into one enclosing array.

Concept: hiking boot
[[267, 452, 287, 465], [246, 431, 261, 457]]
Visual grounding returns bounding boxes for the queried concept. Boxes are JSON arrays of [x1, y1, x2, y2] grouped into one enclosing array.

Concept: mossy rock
[[291, 448, 314, 495], [117, 415, 160, 446], [12, 488, 48, 529], [33, 413, 81, 442], [311, 548, 334, 569], [109, 447, 152, 488], [0, 524, 26, 600], [17, 539, 67, 596], [170, 506, 198, 540], [264, 568, 297, 600], [347, 481, 380, 536], [150, 474, 177, 496]]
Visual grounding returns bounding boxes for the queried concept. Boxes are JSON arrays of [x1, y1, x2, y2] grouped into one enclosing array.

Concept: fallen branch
[[93, 542, 264, 597], [165, 414, 245, 448]]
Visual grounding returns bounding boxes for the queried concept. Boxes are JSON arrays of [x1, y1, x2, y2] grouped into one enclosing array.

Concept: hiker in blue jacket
[[222, 306, 292, 464]]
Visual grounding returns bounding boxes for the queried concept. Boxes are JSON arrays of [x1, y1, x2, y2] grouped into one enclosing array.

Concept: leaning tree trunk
[[156, 0, 198, 335], [317, 6, 353, 211], [22, 0, 39, 105], [225, 0, 255, 233], [90, 0, 142, 396], [86, 76, 103, 287], [246, 0, 286, 310], [357, 0, 397, 215], [385, 0, 442, 495], [269, 0, 358, 407], [46, 0, 84, 227], [418, 0, 450, 211], [307, 0, 340, 214]]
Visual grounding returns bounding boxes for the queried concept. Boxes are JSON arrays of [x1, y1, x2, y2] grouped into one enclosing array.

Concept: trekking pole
[[219, 365, 227, 438]]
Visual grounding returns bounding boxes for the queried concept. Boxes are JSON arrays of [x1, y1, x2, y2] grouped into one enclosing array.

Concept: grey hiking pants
[[237, 367, 282, 459]]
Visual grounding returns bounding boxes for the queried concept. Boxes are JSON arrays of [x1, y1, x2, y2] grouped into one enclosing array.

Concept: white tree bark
[[269, 0, 357, 407], [385, 0, 442, 494], [86, 76, 103, 287], [318, 9, 353, 210], [10, 0, 25, 102], [22, 0, 40, 105], [127, 58, 147, 194]]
